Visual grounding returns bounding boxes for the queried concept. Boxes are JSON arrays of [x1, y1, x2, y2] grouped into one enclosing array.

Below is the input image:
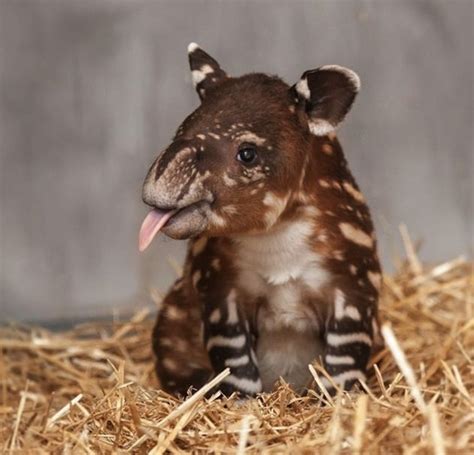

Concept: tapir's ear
[[290, 65, 360, 136], [187, 43, 228, 101]]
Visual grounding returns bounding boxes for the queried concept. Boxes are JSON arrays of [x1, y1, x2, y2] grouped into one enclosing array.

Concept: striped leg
[[322, 288, 373, 392], [203, 289, 262, 397]]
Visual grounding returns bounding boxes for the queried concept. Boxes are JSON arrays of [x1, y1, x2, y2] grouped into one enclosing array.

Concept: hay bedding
[[0, 232, 472, 453]]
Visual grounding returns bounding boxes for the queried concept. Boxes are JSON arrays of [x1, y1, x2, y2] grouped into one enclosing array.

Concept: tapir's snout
[[139, 141, 213, 248]]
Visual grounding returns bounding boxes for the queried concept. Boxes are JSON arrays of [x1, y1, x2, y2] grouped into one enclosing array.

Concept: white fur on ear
[[187, 43, 227, 100], [191, 64, 215, 88], [293, 64, 360, 136], [187, 42, 200, 54], [319, 65, 361, 92], [308, 119, 335, 136], [295, 78, 310, 100]]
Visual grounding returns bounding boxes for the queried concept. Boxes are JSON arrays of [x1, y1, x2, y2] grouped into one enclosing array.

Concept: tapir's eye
[[236, 144, 257, 164]]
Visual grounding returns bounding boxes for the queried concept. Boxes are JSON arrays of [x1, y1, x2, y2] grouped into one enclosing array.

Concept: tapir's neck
[[232, 207, 323, 287]]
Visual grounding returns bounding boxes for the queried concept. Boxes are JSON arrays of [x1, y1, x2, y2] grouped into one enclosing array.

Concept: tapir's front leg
[[321, 280, 379, 393], [192, 239, 262, 397], [202, 289, 262, 396]]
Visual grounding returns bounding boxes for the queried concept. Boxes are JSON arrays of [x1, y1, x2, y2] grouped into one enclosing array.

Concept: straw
[[0, 232, 472, 453]]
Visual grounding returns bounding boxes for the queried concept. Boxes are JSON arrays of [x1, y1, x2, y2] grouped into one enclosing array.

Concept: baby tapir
[[139, 43, 382, 397]]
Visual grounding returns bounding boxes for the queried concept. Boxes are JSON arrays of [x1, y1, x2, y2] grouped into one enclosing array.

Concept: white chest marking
[[235, 220, 328, 331], [235, 220, 328, 286], [233, 219, 330, 392]]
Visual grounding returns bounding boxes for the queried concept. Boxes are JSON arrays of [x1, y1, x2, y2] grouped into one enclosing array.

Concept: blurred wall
[[0, 0, 472, 322]]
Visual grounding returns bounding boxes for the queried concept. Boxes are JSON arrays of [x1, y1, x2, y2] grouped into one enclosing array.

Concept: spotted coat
[[142, 43, 383, 397]]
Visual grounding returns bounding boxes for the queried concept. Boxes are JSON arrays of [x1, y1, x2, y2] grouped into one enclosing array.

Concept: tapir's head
[[139, 43, 360, 251]]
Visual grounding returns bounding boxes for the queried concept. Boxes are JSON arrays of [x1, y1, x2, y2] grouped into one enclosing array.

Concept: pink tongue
[[138, 209, 177, 252]]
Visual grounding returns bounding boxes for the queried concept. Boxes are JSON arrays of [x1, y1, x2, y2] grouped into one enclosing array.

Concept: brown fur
[[143, 45, 382, 395]]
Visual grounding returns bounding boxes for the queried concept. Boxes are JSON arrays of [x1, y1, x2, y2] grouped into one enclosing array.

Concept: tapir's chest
[[233, 221, 329, 332], [229, 221, 330, 391]]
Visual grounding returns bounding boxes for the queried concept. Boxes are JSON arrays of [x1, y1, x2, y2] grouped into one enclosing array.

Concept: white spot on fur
[[192, 270, 202, 288], [208, 132, 220, 140], [208, 211, 227, 228], [209, 308, 221, 324], [372, 318, 380, 338], [332, 250, 344, 261], [196, 133, 206, 140], [303, 205, 319, 217], [250, 348, 258, 366], [317, 231, 328, 242], [368, 271, 382, 290], [162, 357, 178, 371], [166, 305, 186, 320], [235, 131, 266, 146], [222, 205, 238, 215], [339, 223, 374, 248], [327, 332, 372, 347], [222, 375, 262, 394], [263, 192, 289, 227], [192, 237, 207, 256], [225, 355, 250, 368], [226, 289, 239, 324], [211, 258, 221, 270], [160, 338, 173, 347], [325, 354, 355, 365], [334, 289, 345, 320], [345, 305, 361, 320], [309, 119, 335, 136], [223, 172, 237, 187], [207, 334, 246, 350], [334, 290, 361, 321], [323, 369, 366, 389], [318, 179, 331, 188], [342, 181, 365, 203], [349, 264, 358, 275], [322, 144, 333, 155], [192, 64, 214, 87]]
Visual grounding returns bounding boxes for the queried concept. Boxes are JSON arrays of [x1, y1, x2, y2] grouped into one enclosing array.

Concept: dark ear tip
[[187, 42, 200, 54], [318, 65, 361, 92]]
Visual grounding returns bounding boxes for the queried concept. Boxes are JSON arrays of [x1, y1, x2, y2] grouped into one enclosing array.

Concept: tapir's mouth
[[138, 200, 210, 251]]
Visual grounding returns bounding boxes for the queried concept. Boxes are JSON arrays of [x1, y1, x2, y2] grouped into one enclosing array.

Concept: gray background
[[0, 0, 472, 323]]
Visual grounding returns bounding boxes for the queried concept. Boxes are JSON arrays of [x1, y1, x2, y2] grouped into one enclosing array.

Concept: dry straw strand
[[0, 246, 472, 453]]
